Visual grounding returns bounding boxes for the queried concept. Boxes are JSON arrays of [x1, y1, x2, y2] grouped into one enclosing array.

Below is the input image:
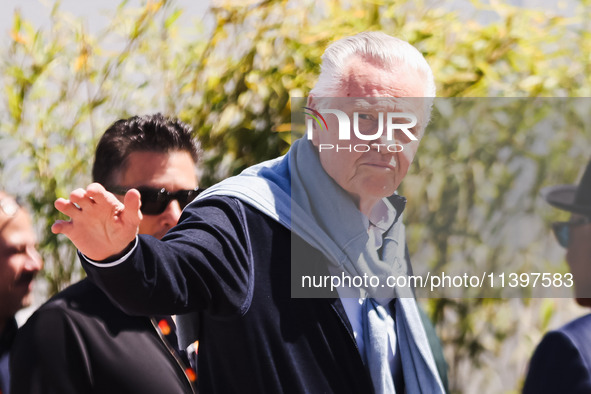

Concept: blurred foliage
[[2, 0, 591, 392]]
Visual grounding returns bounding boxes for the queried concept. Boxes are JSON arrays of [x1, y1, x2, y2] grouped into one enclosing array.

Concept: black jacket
[[9, 279, 195, 394], [82, 196, 447, 393], [0, 318, 17, 394]]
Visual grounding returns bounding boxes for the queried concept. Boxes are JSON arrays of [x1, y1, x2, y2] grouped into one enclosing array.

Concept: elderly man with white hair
[[53, 32, 447, 394]]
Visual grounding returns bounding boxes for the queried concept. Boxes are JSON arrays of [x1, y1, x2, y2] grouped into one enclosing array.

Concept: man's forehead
[[331, 97, 426, 111], [116, 150, 198, 190], [0, 195, 22, 233], [0, 195, 19, 217], [313, 97, 429, 129], [340, 57, 427, 97], [0, 214, 35, 247]]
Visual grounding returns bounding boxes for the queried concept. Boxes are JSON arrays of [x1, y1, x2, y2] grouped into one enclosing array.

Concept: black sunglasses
[[552, 216, 591, 248], [108, 186, 204, 215]]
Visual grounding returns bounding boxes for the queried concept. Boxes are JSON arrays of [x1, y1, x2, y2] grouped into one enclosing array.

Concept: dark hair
[[92, 113, 200, 185]]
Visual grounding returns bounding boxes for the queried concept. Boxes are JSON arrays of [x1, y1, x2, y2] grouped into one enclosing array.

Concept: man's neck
[[358, 197, 380, 217]]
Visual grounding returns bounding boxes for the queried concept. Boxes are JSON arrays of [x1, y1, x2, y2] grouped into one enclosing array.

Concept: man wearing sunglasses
[[10, 114, 200, 394], [523, 161, 591, 394]]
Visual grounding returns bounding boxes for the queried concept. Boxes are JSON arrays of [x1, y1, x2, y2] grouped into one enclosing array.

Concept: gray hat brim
[[541, 184, 591, 216]]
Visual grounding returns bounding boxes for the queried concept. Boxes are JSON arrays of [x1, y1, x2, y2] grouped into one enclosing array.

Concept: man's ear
[[306, 96, 320, 146]]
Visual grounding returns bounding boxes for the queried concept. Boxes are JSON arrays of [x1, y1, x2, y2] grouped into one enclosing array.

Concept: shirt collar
[[363, 194, 406, 233]]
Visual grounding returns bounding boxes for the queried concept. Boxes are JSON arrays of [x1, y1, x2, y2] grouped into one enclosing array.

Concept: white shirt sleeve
[[80, 236, 139, 267]]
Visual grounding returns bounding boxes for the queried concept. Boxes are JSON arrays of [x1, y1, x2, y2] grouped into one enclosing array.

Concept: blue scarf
[[195, 138, 445, 394]]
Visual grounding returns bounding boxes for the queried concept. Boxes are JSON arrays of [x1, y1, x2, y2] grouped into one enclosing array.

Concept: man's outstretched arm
[[53, 187, 253, 317], [51, 183, 142, 261]]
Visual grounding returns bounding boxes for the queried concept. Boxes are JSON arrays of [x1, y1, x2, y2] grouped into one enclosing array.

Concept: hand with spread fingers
[[51, 182, 142, 261]]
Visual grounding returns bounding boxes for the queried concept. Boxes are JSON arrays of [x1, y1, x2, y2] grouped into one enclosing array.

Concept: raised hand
[[52, 183, 143, 261]]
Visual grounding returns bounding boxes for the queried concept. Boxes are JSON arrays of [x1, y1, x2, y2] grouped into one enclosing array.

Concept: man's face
[[0, 207, 43, 320], [565, 214, 591, 305], [115, 150, 198, 240], [309, 57, 427, 215]]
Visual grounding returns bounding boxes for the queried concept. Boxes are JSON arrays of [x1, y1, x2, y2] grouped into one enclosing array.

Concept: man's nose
[[159, 199, 183, 227], [370, 131, 392, 146], [364, 129, 399, 153], [25, 246, 43, 272]]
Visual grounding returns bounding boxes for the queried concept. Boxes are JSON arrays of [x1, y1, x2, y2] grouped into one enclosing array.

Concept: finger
[[86, 182, 107, 194], [54, 198, 82, 218], [86, 183, 118, 207], [69, 188, 94, 211], [51, 219, 72, 235], [123, 189, 142, 222]]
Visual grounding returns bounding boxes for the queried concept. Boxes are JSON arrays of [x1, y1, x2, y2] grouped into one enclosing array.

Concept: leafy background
[[2, 0, 591, 392]]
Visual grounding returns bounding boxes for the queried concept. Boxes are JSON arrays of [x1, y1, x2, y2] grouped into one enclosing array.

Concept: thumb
[[123, 189, 143, 223]]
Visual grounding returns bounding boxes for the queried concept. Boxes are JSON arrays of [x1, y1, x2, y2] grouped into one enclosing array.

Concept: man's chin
[[18, 293, 33, 309], [4, 296, 32, 318], [154, 230, 169, 240], [363, 184, 398, 200], [575, 298, 591, 308]]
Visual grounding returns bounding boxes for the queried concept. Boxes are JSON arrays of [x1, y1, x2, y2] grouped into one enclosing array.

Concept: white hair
[[309, 31, 436, 98]]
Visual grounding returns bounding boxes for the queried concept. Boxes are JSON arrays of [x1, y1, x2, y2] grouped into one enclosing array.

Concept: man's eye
[[4, 247, 21, 256], [358, 113, 375, 121]]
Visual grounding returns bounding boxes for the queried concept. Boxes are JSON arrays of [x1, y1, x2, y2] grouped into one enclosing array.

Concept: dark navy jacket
[[82, 196, 447, 393], [523, 313, 591, 394]]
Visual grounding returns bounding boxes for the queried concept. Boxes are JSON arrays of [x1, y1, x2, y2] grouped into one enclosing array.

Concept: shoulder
[[556, 314, 591, 367], [523, 314, 591, 394], [182, 195, 251, 220], [12, 279, 154, 358], [17, 279, 133, 338], [27, 279, 111, 316], [560, 313, 591, 339], [176, 196, 258, 241], [180, 194, 288, 244], [12, 293, 84, 358]]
